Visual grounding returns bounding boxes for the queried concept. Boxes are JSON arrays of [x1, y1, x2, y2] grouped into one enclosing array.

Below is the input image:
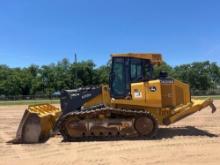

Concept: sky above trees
[[0, 0, 220, 67]]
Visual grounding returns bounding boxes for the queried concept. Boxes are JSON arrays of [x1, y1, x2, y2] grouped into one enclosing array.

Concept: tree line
[[0, 58, 220, 96]]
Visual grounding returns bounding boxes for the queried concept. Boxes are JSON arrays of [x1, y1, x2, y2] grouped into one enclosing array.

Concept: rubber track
[[58, 104, 158, 141]]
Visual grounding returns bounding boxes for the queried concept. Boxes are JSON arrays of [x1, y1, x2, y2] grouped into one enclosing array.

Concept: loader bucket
[[163, 98, 216, 125], [12, 104, 61, 144]]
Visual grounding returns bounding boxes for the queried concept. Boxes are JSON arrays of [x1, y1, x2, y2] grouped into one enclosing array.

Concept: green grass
[[0, 99, 60, 106], [192, 95, 220, 100], [0, 95, 219, 106]]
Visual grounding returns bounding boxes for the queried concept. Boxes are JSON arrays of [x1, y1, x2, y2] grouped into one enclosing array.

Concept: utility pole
[[74, 52, 78, 88], [74, 53, 77, 64]]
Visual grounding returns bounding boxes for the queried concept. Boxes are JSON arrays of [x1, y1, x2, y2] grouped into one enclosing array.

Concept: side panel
[[83, 85, 111, 108], [111, 82, 146, 106], [60, 86, 102, 115], [160, 79, 191, 107], [102, 85, 111, 106], [82, 95, 103, 108], [111, 81, 163, 108], [111, 79, 190, 109], [174, 80, 190, 105], [130, 82, 146, 105], [145, 80, 162, 108]]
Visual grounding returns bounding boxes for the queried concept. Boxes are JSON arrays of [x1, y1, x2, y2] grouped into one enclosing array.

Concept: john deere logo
[[149, 86, 157, 92]]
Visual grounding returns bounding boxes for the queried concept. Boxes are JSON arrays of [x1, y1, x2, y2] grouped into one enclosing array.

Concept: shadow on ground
[[61, 126, 218, 142], [156, 126, 218, 139]]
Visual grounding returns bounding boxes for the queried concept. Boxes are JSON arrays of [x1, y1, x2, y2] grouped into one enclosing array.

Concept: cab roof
[[111, 53, 162, 65]]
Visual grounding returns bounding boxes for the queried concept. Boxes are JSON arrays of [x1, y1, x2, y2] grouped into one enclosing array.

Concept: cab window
[[130, 58, 152, 82], [130, 59, 143, 82]]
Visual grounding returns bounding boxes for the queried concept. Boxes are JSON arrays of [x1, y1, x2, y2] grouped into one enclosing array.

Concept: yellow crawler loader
[[13, 53, 216, 143]]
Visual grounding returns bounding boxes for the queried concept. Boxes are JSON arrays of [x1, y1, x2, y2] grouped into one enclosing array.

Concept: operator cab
[[110, 53, 162, 99]]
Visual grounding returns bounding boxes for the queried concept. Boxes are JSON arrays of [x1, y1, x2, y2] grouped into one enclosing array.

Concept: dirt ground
[[0, 101, 220, 165]]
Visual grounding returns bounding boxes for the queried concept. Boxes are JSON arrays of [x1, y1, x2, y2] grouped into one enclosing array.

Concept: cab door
[[110, 57, 130, 98]]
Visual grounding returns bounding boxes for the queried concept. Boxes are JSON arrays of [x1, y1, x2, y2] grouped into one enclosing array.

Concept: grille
[[161, 82, 185, 107], [161, 84, 173, 107], [175, 85, 184, 105]]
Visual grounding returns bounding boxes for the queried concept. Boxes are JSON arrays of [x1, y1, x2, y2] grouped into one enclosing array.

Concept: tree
[[96, 65, 110, 84], [173, 61, 220, 91], [0, 59, 219, 96], [153, 62, 174, 79], [70, 60, 97, 88]]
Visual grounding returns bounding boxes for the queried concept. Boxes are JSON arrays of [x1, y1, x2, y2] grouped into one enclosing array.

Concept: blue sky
[[0, 0, 220, 67]]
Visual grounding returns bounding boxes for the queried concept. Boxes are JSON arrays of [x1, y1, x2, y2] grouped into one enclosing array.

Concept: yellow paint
[[16, 104, 61, 142], [131, 82, 145, 105], [111, 53, 162, 65], [164, 98, 215, 124], [28, 104, 61, 136], [82, 85, 111, 108], [146, 80, 162, 108], [109, 78, 213, 125], [83, 95, 103, 108]]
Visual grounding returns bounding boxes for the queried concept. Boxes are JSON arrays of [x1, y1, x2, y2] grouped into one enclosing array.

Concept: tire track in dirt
[[0, 102, 220, 165]]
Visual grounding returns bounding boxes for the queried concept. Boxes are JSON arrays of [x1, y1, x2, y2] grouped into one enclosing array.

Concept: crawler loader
[[13, 53, 216, 143]]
